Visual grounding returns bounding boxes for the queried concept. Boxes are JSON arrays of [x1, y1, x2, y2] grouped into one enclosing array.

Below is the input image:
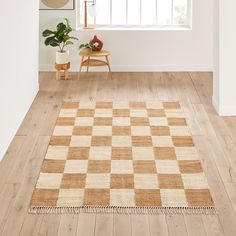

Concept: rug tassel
[[29, 206, 217, 215]]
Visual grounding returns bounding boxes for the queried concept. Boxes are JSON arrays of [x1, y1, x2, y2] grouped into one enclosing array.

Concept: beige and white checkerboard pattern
[[30, 101, 214, 213]]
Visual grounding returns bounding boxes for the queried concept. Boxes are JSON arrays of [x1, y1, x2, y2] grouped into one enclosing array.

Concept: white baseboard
[[212, 96, 236, 116], [212, 96, 220, 114], [39, 64, 214, 72], [218, 106, 236, 116]]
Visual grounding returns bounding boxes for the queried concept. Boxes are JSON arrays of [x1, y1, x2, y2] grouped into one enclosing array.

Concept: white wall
[[39, 0, 214, 72], [0, 1, 39, 160], [213, 0, 236, 116], [213, 0, 219, 109]]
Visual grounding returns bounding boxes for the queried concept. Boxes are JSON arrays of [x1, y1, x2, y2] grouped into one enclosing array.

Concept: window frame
[[76, 0, 192, 29]]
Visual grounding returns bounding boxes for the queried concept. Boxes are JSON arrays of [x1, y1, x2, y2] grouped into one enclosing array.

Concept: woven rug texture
[[29, 101, 215, 214]]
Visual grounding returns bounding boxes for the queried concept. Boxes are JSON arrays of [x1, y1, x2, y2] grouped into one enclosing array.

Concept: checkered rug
[[29, 101, 215, 214]]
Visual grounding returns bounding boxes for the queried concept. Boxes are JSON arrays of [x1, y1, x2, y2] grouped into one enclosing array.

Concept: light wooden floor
[[0, 72, 236, 236]]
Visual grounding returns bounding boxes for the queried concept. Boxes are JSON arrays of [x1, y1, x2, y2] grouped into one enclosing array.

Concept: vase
[[92, 35, 103, 51], [56, 50, 69, 64]]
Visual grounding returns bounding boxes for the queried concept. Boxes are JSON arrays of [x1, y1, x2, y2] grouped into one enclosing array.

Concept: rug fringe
[[29, 206, 217, 215]]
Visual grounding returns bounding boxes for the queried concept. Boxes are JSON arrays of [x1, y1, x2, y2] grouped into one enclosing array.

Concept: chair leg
[[78, 56, 84, 80], [65, 69, 69, 80], [56, 70, 60, 80], [87, 56, 90, 72], [105, 56, 112, 79]]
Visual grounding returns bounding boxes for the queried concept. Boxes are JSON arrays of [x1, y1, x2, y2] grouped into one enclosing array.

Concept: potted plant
[[79, 35, 103, 52], [42, 18, 78, 64], [79, 41, 95, 52]]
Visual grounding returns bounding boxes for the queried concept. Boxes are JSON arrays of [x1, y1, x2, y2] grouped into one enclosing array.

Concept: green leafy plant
[[42, 18, 78, 53], [79, 41, 99, 50]]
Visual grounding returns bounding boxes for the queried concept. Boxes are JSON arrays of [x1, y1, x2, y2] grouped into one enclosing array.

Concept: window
[[78, 0, 191, 28]]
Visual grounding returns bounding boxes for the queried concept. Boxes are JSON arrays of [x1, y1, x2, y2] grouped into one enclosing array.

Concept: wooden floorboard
[[113, 214, 132, 236], [0, 72, 236, 236], [76, 213, 96, 236]]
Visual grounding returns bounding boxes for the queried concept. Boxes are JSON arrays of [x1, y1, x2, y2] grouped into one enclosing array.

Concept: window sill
[[76, 26, 192, 32]]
